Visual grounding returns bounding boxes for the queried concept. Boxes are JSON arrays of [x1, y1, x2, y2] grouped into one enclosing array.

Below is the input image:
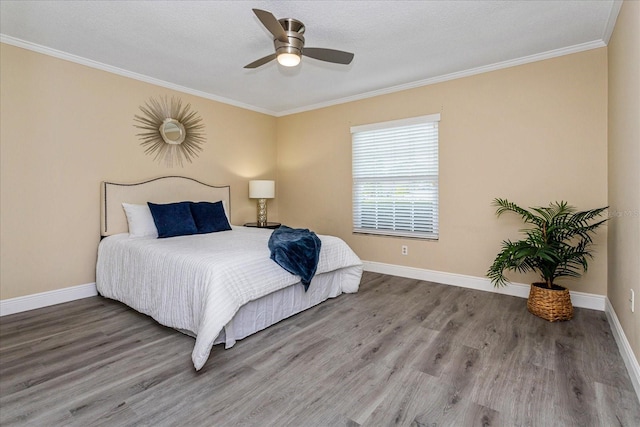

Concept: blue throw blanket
[[268, 225, 321, 291]]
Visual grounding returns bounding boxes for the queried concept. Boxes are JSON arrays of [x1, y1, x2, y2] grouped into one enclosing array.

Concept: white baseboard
[[604, 298, 640, 402], [0, 265, 607, 315], [362, 261, 605, 311], [0, 282, 97, 317]]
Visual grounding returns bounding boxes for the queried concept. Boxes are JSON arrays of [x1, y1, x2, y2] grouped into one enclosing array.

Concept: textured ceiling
[[0, 1, 620, 116]]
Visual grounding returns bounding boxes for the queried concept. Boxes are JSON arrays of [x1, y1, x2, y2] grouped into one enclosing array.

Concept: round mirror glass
[[159, 119, 186, 145]]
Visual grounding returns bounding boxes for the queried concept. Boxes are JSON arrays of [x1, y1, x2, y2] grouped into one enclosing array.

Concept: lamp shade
[[249, 180, 275, 199]]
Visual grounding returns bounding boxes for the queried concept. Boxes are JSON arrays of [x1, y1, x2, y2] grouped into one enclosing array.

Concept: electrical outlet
[[631, 289, 635, 313], [401, 245, 408, 256]]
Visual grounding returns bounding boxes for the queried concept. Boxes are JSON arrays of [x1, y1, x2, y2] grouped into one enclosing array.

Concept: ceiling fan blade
[[244, 53, 277, 69], [302, 48, 354, 65], [252, 9, 288, 43]]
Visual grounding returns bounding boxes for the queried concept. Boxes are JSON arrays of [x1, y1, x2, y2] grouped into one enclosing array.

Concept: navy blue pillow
[[147, 202, 198, 238], [190, 201, 232, 234]]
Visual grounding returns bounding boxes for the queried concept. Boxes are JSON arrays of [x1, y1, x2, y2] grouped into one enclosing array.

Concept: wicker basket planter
[[527, 282, 573, 322]]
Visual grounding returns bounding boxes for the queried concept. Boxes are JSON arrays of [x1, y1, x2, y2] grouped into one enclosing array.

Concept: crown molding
[[275, 40, 607, 116], [0, 35, 278, 116], [602, 0, 623, 44], [2, 34, 606, 118]]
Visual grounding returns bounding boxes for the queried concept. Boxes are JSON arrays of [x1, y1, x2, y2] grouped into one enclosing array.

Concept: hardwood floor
[[1, 272, 639, 426]]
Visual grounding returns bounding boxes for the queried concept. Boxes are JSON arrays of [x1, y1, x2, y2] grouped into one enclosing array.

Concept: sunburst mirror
[[134, 96, 206, 167]]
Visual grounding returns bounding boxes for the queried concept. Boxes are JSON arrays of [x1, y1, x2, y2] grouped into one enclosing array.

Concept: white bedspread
[[96, 226, 362, 370]]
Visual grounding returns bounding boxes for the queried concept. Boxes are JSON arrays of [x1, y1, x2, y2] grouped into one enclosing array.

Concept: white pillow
[[122, 203, 158, 238]]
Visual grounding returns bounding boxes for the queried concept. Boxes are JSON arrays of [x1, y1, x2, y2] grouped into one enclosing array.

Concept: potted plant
[[487, 198, 608, 321]]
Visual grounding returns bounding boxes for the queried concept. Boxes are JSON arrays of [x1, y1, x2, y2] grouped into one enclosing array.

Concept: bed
[[96, 176, 363, 370]]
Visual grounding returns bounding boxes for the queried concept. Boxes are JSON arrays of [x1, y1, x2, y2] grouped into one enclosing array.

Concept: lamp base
[[257, 198, 268, 227]]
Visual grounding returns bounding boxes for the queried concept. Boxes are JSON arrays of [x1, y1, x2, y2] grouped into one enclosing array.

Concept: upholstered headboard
[[101, 176, 231, 236]]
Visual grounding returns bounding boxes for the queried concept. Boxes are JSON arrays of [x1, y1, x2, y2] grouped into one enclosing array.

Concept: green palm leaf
[[487, 199, 607, 288]]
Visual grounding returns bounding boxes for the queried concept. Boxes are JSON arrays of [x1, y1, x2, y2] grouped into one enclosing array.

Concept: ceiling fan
[[244, 9, 354, 69]]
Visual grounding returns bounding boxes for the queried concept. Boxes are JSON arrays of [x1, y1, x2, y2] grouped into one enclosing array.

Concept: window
[[351, 114, 440, 239]]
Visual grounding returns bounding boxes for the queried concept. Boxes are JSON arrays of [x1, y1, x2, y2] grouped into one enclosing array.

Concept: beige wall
[[0, 42, 611, 302], [0, 43, 277, 299], [277, 48, 609, 295], [608, 1, 640, 365]]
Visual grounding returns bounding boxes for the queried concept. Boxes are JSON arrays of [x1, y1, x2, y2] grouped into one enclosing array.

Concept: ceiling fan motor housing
[[274, 18, 305, 56]]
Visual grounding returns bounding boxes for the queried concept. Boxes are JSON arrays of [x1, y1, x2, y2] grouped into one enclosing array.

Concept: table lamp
[[249, 180, 275, 227]]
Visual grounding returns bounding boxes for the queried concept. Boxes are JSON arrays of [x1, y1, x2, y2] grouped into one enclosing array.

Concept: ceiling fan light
[[277, 53, 301, 67]]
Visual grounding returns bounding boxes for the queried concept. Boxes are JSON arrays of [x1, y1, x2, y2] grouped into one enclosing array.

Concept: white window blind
[[351, 114, 440, 239]]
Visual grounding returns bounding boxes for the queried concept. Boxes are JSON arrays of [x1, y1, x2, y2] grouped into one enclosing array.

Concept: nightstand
[[243, 222, 281, 229]]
